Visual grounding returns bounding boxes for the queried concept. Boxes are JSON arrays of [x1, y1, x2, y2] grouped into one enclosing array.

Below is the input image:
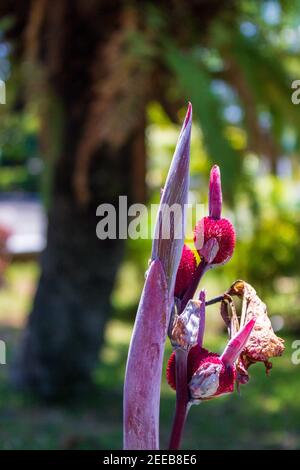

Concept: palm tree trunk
[[12, 138, 134, 399]]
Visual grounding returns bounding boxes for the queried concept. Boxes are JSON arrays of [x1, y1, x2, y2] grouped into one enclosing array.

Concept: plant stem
[[180, 261, 208, 313], [168, 262, 208, 449], [205, 295, 224, 306], [168, 348, 190, 450]]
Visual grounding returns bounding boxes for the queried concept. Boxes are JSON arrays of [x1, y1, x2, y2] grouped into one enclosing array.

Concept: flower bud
[[166, 344, 211, 390], [194, 216, 235, 265], [166, 345, 235, 399], [209, 165, 222, 219], [174, 244, 197, 298], [189, 357, 235, 400]]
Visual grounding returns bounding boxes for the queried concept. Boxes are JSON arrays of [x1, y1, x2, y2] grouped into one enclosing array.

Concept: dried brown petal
[[221, 280, 285, 377], [236, 356, 250, 384]]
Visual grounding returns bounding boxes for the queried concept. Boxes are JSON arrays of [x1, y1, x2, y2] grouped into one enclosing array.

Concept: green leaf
[[164, 44, 241, 201]]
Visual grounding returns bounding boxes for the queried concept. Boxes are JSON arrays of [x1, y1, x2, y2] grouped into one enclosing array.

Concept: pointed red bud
[[209, 165, 222, 219], [221, 318, 256, 366]]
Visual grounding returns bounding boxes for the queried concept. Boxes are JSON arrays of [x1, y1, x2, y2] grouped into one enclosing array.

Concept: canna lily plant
[[123, 103, 284, 450]]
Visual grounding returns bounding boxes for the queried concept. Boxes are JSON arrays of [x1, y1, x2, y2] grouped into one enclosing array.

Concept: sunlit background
[[0, 0, 299, 449]]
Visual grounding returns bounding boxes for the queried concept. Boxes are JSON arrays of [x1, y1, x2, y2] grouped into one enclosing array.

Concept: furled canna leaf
[[124, 104, 192, 449], [123, 258, 168, 449]]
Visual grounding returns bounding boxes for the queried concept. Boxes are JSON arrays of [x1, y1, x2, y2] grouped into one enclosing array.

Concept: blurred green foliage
[[118, 0, 300, 327], [1, 0, 300, 326], [117, 100, 300, 328], [0, 1, 299, 450], [0, 85, 41, 192], [0, 261, 297, 449], [132, 0, 300, 200], [0, 318, 298, 449], [0, 35, 42, 193]]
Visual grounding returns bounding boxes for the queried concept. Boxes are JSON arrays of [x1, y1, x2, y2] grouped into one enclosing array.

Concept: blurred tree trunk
[[12, 144, 133, 399], [5, 0, 147, 399]]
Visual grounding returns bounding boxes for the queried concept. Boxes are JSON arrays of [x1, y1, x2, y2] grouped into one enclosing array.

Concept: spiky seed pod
[[194, 216, 235, 265], [166, 345, 235, 399], [174, 244, 197, 298]]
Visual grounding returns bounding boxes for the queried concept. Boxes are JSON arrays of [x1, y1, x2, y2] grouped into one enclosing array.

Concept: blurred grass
[[0, 320, 299, 450], [0, 261, 299, 449], [0, 261, 39, 327]]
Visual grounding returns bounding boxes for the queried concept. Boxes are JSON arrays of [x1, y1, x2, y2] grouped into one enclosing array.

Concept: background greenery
[[0, 263, 298, 450], [0, 0, 300, 449]]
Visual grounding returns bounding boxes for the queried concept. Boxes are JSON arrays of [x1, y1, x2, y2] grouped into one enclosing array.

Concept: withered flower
[[221, 280, 285, 383]]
